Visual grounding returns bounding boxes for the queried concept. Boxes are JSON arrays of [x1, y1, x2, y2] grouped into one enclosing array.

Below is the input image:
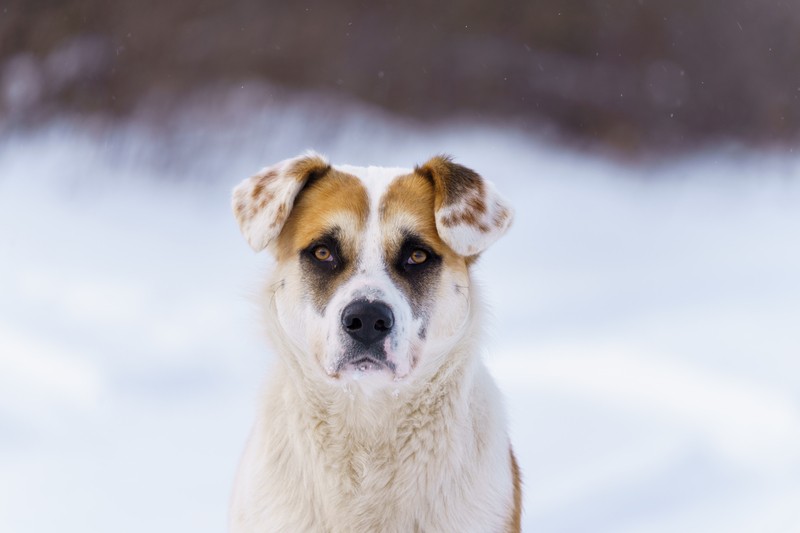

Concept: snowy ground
[[1, 91, 800, 532]]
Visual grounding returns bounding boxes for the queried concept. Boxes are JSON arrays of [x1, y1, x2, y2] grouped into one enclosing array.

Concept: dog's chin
[[327, 353, 401, 382], [345, 356, 388, 374]]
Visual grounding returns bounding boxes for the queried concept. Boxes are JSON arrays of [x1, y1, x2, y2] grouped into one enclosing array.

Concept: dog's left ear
[[415, 155, 514, 257], [232, 153, 331, 252]]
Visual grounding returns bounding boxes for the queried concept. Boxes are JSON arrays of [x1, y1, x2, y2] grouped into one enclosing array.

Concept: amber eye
[[313, 246, 333, 262], [407, 249, 428, 265]]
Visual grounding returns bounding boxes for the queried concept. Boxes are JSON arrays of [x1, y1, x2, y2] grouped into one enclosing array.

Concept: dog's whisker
[[454, 283, 471, 305], [267, 279, 286, 305], [268, 278, 285, 292]]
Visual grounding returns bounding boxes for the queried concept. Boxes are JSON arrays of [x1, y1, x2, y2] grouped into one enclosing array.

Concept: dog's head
[[233, 153, 513, 386]]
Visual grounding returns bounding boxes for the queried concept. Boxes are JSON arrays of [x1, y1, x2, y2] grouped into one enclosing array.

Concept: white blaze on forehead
[[332, 164, 412, 270], [334, 164, 411, 201], [328, 164, 419, 378]]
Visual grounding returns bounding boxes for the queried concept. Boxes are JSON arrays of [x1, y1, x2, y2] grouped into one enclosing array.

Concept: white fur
[[230, 160, 517, 532]]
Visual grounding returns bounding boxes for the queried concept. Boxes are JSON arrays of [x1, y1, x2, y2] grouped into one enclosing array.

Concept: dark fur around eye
[[396, 237, 441, 275], [302, 234, 344, 272], [389, 235, 443, 317], [298, 232, 352, 313]]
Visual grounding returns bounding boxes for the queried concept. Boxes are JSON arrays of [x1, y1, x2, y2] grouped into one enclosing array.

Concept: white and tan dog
[[230, 153, 521, 533]]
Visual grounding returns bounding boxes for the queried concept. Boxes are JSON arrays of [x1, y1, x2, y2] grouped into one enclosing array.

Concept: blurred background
[[4, 0, 800, 152], [1, 1, 799, 532]]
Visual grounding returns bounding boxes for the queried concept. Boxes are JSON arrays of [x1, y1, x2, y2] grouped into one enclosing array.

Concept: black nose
[[341, 300, 394, 346]]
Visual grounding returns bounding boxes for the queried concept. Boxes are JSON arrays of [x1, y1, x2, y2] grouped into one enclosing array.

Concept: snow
[[1, 93, 799, 532]]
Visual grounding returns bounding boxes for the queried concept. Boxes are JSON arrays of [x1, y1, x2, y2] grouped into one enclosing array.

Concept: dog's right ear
[[232, 153, 331, 252]]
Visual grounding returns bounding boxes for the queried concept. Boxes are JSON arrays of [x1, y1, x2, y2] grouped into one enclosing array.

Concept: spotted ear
[[232, 153, 331, 252], [415, 155, 513, 257]]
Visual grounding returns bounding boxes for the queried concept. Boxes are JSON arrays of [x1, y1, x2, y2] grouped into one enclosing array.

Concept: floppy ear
[[415, 155, 514, 257], [232, 152, 331, 252]]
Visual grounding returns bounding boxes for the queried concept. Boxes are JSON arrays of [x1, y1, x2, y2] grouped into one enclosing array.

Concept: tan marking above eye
[[275, 169, 368, 263], [408, 249, 428, 264], [314, 246, 333, 261]]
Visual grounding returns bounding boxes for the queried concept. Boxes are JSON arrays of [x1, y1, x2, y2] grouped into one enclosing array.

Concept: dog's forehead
[[333, 164, 412, 201], [333, 163, 449, 255], [333, 164, 441, 245]]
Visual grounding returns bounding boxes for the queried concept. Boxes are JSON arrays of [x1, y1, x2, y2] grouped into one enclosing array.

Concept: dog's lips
[[348, 356, 385, 372], [336, 353, 395, 375]]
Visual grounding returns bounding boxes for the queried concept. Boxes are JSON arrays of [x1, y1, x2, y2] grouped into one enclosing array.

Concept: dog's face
[[233, 154, 512, 385]]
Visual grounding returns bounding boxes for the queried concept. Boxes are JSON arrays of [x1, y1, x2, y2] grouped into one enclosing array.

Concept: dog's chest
[[285, 394, 494, 531], [232, 370, 513, 533], [309, 424, 471, 532]]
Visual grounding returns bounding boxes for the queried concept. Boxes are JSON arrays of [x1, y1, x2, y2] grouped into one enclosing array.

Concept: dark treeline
[[2, 0, 799, 152]]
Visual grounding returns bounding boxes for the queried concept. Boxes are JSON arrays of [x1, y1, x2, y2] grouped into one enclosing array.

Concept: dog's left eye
[[406, 249, 428, 265], [313, 246, 334, 262]]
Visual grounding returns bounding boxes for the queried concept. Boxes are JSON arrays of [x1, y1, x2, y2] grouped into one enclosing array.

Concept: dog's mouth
[[337, 354, 396, 375]]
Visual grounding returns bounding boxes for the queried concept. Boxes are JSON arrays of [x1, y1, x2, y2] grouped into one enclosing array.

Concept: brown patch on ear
[[413, 154, 513, 257], [441, 201, 491, 232], [251, 170, 277, 201], [251, 181, 264, 200], [232, 153, 332, 252], [272, 202, 288, 227], [415, 154, 483, 211], [507, 447, 522, 533], [288, 154, 331, 183], [416, 155, 490, 231], [494, 206, 511, 228]]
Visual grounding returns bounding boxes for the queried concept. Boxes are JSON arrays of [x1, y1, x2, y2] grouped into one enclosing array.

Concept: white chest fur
[[230, 355, 514, 533]]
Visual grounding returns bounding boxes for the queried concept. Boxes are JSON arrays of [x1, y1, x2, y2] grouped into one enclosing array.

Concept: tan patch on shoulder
[[507, 447, 522, 533], [275, 169, 369, 261]]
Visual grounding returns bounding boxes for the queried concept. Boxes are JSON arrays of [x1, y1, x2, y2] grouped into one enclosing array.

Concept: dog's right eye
[[305, 241, 341, 271], [407, 249, 428, 265], [313, 246, 333, 262]]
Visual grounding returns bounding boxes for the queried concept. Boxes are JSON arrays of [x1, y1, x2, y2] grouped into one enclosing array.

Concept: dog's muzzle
[[337, 300, 398, 373]]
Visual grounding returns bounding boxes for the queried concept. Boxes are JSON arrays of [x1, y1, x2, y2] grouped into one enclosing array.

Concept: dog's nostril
[[347, 318, 363, 331], [375, 320, 388, 331]]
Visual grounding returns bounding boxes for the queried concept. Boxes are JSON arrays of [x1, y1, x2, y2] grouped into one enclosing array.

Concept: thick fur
[[230, 154, 521, 533]]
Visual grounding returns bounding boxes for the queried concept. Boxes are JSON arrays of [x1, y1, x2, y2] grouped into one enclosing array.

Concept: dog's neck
[[272, 331, 479, 442], [261, 277, 485, 442]]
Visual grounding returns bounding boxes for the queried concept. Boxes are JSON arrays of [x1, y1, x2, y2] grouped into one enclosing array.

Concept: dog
[[229, 153, 521, 532]]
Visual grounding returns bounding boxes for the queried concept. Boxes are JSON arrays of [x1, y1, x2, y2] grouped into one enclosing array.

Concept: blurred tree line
[[2, 0, 798, 152]]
